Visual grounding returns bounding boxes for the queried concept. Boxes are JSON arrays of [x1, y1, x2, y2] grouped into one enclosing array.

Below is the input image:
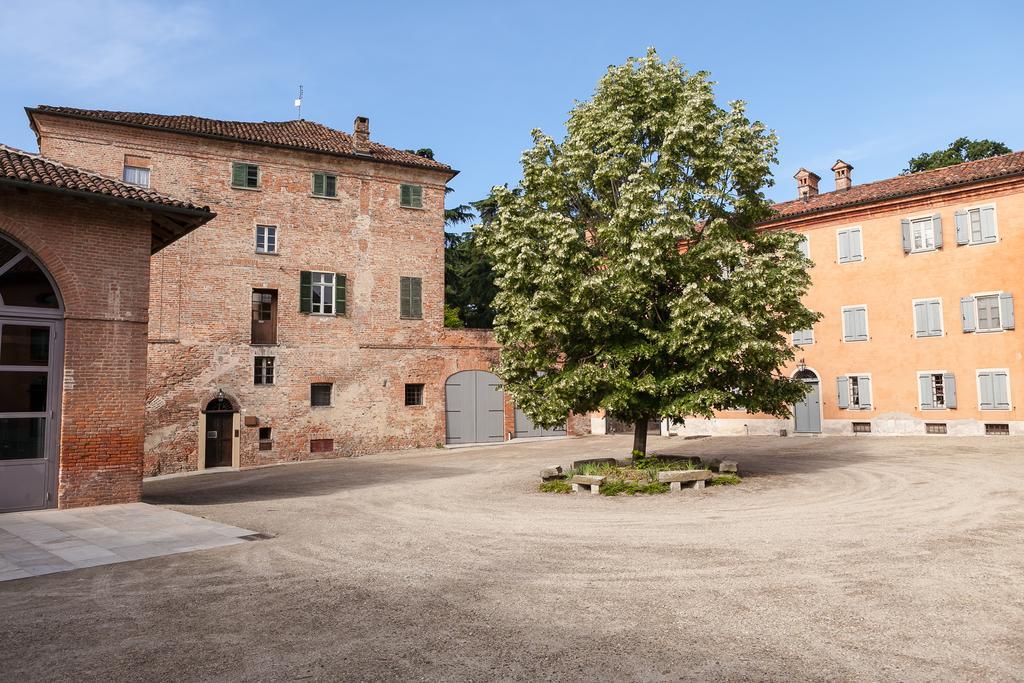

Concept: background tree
[[902, 137, 1011, 174], [478, 50, 819, 456]]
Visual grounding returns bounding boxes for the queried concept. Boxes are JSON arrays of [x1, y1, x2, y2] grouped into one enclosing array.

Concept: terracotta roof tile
[[0, 143, 210, 213], [771, 151, 1024, 221], [32, 106, 453, 173]]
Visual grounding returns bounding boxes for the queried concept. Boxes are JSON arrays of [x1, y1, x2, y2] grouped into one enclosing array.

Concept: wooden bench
[[569, 475, 605, 495], [658, 469, 713, 491]]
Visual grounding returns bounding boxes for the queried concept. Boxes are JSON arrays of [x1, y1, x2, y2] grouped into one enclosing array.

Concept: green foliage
[[599, 480, 669, 496], [444, 230, 497, 328], [573, 462, 615, 476], [633, 456, 702, 472], [903, 137, 1012, 174], [477, 49, 819, 450], [539, 479, 573, 494], [444, 304, 465, 328], [709, 473, 741, 486]]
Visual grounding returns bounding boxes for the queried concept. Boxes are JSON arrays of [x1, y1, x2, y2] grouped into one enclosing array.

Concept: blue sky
[[2, 1, 1022, 229]]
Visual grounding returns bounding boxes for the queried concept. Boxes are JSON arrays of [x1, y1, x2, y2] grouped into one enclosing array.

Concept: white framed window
[[311, 271, 335, 315], [836, 227, 863, 264], [912, 298, 943, 338], [955, 205, 997, 245], [841, 305, 868, 342], [255, 225, 277, 254], [908, 215, 939, 253], [837, 374, 872, 410], [961, 292, 1014, 333], [976, 369, 1011, 411], [122, 165, 150, 187], [917, 371, 956, 410]]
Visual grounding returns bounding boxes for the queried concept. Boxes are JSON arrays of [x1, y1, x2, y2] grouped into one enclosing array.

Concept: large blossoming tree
[[478, 50, 819, 456]]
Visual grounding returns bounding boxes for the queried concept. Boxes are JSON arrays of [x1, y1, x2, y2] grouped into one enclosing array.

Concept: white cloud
[[0, 0, 212, 90]]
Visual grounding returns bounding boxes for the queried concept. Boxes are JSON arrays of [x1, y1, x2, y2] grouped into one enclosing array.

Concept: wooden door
[[205, 413, 234, 467], [251, 290, 277, 345]]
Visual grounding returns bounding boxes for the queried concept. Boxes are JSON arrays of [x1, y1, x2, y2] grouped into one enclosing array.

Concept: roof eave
[[26, 107, 458, 179]]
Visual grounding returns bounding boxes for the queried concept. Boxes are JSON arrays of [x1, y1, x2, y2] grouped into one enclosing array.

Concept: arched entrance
[[444, 371, 505, 444], [793, 368, 822, 434], [201, 393, 239, 469], [0, 233, 64, 511]]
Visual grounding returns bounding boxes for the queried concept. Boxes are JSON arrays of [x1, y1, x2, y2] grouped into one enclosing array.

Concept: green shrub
[[575, 462, 614, 476], [599, 480, 670, 496], [539, 479, 572, 494], [709, 474, 741, 486]]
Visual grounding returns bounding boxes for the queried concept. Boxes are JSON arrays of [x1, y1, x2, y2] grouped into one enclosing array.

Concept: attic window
[[123, 154, 151, 187]]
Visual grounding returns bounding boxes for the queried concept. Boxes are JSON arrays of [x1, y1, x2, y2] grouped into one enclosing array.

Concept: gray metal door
[[0, 319, 61, 511], [445, 370, 505, 444], [794, 380, 821, 433], [513, 406, 567, 438]]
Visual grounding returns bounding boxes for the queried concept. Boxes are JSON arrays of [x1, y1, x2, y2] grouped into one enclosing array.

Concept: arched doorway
[[445, 371, 505, 444], [793, 368, 822, 434], [0, 233, 64, 511], [201, 394, 238, 469]]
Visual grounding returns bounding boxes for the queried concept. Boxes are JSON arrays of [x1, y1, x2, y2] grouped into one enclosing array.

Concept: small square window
[[852, 421, 872, 433], [310, 438, 334, 453], [400, 184, 423, 208], [925, 423, 947, 435], [232, 162, 259, 189], [256, 225, 277, 254], [405, 383, 424, 406], [123, 165, 150, 188], [312, 172, 337, 197], [259, 426, 273, 450], [311, 382, 332, 407], [254, 356, 275, 385]]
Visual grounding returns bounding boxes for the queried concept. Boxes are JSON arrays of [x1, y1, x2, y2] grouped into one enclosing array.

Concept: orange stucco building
[[672, 153, 1024, 437]]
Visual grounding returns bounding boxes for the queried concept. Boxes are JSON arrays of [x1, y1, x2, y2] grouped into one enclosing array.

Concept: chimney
[[831, 159, 853, 191], [353, 116, 370, 155], [793, 168, 821, 199]]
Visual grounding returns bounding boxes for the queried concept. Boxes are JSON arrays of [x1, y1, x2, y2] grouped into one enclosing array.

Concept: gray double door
[[513, 406, 566, 438], [793, 378, 822, 433], [445, 371, 505, 444]]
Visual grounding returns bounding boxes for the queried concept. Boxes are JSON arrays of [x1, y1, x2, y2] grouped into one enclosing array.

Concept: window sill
[[909, 247, 938, 255], [914, 334, 943, 339], [837, 259, 864, 265], [404, 404, 427, 409], [309, 194, 340, 201], [400, 316, 424, 321], [255, 251, 279, 256], [230, 185, 261, 192], [399, 204, 426, 211], [250, 342, 279, 347], [253, 383, 276, 388], [310, 405, 333, 409], [974, 329, 1006, 334], [961, 240, 998, 247]]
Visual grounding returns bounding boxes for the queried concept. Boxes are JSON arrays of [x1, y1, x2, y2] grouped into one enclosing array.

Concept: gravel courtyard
[[1, 435, 1022, 681]]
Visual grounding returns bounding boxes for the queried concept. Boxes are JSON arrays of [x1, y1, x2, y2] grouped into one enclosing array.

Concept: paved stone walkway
[[0, 502, 255, 581]]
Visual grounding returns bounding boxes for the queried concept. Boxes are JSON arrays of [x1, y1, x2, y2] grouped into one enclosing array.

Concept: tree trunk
[[632, 420, 649, 457]]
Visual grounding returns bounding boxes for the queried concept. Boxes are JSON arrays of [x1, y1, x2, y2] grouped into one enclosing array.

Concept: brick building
[[26, 106, 561, 477], [0, 144, 212, 510], [669, 153, 1024, 437]]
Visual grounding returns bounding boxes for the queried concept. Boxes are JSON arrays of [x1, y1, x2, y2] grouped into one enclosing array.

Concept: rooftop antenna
[[294, 85, 304, 120]]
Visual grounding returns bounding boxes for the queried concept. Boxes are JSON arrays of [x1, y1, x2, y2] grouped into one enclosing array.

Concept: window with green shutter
[[399, 184, 423, 208], [312, 172, 337, 197], [231, 162, 259, 189], [335, 274, 347, 316], [400, 276, 422, 319]]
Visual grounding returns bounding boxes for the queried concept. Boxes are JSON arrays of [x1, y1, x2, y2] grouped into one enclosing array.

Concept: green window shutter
[[400, 184, 411, 207], [335, 274, 346, 316], [411, 277, 422, 318], [299, 271, 312, 313], [232, 162, 245, 187], [400, 277, 411, 317], [313, 173, 325, 196], [411, 185, 423, 208], [325, 175, 337, 197]]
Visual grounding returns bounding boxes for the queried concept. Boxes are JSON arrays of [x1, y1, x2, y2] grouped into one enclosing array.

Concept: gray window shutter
[[913, 301, 928, 337], [919, 374, 933, 409], [943, 373, 957, 409], [859, 376, 872, 408], [978, 372, 995, 409], [837, 230, 850, 263], [850, 228, 863, 261], [797, 235, 809, 258], [299, 271, 312, 313], [999, 292, 1014, 330], [335, 274, 346, 316], [960, 296, 976, 332], [791, 331, 801, 345], [928, 300, 943, 336], [901, 219, 911, 253], [994, 371, 1010, 409], [837, 376, 849, 409], [955, 210, 969, 245], [932, 214, 943, 249], [855, 307, 868, 341], [842, 309, 854, 341], [980, 206, 997, 243]]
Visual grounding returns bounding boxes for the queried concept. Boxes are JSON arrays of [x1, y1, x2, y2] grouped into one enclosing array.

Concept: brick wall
[[0, 188, 152, 507], [33, 113, 505, 474]]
